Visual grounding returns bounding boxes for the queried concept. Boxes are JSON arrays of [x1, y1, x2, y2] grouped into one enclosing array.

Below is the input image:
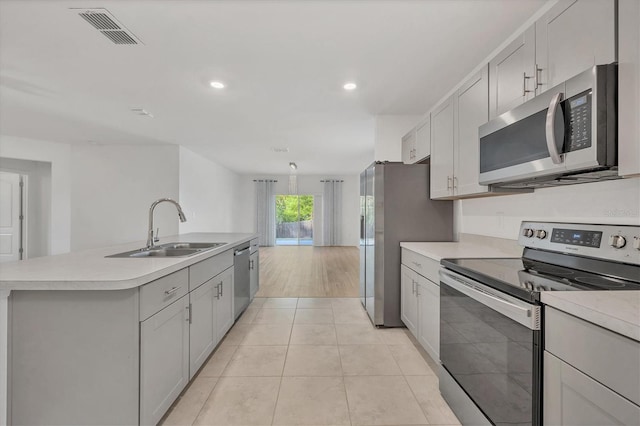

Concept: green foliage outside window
[[276, 195, 313, 223]]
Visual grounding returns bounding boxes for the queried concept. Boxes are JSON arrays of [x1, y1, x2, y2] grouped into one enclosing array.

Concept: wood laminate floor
[[255, 246, 359, 298]]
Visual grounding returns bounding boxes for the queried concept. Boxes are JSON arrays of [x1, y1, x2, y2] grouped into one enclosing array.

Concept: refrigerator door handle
[[360, 215, 365, 239]]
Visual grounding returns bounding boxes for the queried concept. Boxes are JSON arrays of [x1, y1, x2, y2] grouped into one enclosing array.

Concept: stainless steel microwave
[[479, 64, 618, 188]]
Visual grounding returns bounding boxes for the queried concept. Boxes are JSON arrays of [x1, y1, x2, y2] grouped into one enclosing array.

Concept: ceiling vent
[[73, 8, 142, 45]]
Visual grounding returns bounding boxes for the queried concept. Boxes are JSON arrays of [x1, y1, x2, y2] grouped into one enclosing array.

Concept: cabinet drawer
[[545, 307, 640, 405], [401, 248, 440, 283], [189, 249, 233, 291], [140, 269, 189, 321], [250, 238, 259, 254]]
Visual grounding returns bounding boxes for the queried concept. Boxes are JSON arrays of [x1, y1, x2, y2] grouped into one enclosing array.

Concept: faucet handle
[[154, 228, 160, 243]]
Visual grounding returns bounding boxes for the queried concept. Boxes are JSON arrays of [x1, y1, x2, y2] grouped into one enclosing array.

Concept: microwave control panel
[[565, 90, 592, 152]]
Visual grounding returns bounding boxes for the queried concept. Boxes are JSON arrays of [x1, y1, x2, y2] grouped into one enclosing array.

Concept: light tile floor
[[161, 297, 461, 426]]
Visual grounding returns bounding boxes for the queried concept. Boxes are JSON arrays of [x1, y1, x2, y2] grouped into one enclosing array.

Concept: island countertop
[[0, 232, 257, 291]]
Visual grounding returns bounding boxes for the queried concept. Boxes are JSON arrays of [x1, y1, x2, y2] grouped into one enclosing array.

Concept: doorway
[[0, 171, 24, 262], [275, 194, 313, 246]]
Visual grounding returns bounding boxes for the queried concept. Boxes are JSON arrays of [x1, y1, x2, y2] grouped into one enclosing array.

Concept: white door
[[0, 172, 22, 262]]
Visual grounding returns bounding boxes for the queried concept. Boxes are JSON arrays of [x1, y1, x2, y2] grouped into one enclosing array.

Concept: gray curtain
[[255, 180, 276, 246], [322, 180, 343, 246]]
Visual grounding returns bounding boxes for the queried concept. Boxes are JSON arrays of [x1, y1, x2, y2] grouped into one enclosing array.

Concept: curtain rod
[[320, 179, 344, 182], [253, 179, 278, 182]]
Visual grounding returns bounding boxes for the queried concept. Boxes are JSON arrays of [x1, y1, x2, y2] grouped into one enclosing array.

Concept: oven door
[[439, 269, 542, 426]]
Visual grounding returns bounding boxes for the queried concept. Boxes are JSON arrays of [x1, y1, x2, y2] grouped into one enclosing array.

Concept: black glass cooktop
[[441, 256, 640, 302]]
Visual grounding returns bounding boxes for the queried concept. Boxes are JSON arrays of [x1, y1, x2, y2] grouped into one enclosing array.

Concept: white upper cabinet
[[619, 0, 640, 177], [454, 65, 490, 197], [489, 24, 536, 119], [402, 115, 430, 165], [535, 0, 616, 94], [415, 116, 431, 161], [430, 95, 455, 199], [401, 128, 417, 164]]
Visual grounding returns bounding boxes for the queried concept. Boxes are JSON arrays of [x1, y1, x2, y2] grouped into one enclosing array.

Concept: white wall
[[70, 144, 180, 251], [374, 115, 422, 162], [0, 136, 71, 255], [457, 177, 640, 240], [178, 146, 243, 234], [240, 174, 360, 246]]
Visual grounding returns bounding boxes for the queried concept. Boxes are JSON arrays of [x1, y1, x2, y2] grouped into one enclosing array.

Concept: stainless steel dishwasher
[[233, 244, 251, 319]]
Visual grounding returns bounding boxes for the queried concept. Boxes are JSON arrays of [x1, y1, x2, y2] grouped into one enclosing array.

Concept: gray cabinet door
[[489, 24, 536, 119], [140, 295, 189, 426], [400, 265, 418, 336], [454, 65, 490, 197], [215, 267, 235, 342], [189, 279, 217, 379], [250, 251, 259, 299], [402, 129, 417, 164], [430, 95, 455, 199], [417, 276, 439, 363], [415, 116, 431, 162], [544, 351, 640, 426], [535, 0, 615, 95]]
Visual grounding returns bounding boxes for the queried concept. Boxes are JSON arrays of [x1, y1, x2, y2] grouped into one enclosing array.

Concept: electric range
[[438, 221, 640, 426]]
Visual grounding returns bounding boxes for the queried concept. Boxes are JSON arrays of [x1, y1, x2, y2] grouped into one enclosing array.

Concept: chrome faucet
[[147, 198, 187, 248]]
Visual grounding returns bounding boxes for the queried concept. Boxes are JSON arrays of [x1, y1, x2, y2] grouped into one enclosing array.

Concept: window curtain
[[255, 179, 276, 246], [321, 179, 343, 246]]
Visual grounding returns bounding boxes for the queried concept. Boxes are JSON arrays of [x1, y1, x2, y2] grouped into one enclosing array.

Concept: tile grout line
[[270, 305, 295, 426]]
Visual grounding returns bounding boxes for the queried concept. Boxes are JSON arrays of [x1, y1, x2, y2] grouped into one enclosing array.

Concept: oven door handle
[[440, 269, 540, 330]]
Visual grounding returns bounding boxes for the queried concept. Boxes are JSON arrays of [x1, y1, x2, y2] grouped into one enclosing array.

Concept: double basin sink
[[107, 242, 227, 258]]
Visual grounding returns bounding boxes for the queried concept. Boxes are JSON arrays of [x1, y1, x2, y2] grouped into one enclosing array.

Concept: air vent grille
[[74, 8, 142, 45], [79, 12, 120, 30]]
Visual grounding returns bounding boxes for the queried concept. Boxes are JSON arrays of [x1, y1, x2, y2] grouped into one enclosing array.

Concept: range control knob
[[522, 228, 534, 238], [535, 230, 547, 239], [608, 235, 627, 249], [633, 236, 640, 251]]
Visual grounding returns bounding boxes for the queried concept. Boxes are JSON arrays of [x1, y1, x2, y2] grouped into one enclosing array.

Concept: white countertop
[[400, 241, 521, 262], [542, 291, 640, 342], [0, 232, 257, 291]]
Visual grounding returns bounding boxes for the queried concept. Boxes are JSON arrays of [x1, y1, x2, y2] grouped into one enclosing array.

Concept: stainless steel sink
[[107, 242, 227, 258]]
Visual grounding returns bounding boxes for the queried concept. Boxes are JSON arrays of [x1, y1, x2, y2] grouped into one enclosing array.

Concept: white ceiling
[[0, 0, 547, 175]]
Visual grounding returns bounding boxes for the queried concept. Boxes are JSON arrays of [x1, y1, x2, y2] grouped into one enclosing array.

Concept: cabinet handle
[[412, 280, 416, 295], [411, 261, 422, 268], [523, 72, 533, 97], [186, 303, 192, 324], [534, 64, 542, 90], [165, 286, 181, 296], [250, 259, 254, 270], [453, 176, 458, 190], [447, 176, 452, 190]]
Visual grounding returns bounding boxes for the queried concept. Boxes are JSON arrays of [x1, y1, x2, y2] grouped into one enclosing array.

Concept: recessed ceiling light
[[289, 162, 298, 170], [210, 81, 225, 89], [343, 82, 357, 91]]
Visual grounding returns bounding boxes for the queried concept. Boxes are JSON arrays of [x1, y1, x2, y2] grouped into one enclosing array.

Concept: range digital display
[[570, 95, 588, 108], [551, 228, 602, 248]]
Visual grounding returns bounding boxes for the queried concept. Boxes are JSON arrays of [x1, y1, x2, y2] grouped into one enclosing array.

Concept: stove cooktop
[[441, 256, 640, 303]]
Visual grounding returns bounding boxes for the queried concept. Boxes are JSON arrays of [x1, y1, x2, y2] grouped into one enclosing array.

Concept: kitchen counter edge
[[0, 232, 258, 291]]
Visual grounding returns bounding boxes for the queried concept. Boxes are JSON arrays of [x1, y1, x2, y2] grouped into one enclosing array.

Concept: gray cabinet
[[619, 0, 640, 177], [189, 279, 217, 379], [250, 251, 259, 299], [417, 274, 439, 361], [430, 95, 455, 199], [489, 24, 536, 119], [401, 129, 417, 164], [400, 265, 418, 336], [544, 352, 640, 425], [215, 267, 234, 342], [140, 294, 190, 426], [535, 0, 616, 94], [415, 116, 431, 162], [401, 249, 441, 362], [544, 307, 640, 425], [453, 66, 490, 198]]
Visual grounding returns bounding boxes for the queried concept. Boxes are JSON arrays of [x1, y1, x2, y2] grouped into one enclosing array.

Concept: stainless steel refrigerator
[[359, 161, 453, 327]]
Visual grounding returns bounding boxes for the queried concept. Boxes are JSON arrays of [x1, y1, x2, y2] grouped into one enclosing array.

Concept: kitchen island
[[0, 232, 257, 426]]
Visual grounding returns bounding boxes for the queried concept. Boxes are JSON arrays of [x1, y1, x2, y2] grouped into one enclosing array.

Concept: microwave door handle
[[545, 92, 565, 165]]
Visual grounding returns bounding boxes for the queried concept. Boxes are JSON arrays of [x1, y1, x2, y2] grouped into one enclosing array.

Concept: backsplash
[[456, 177, 640, 240]]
